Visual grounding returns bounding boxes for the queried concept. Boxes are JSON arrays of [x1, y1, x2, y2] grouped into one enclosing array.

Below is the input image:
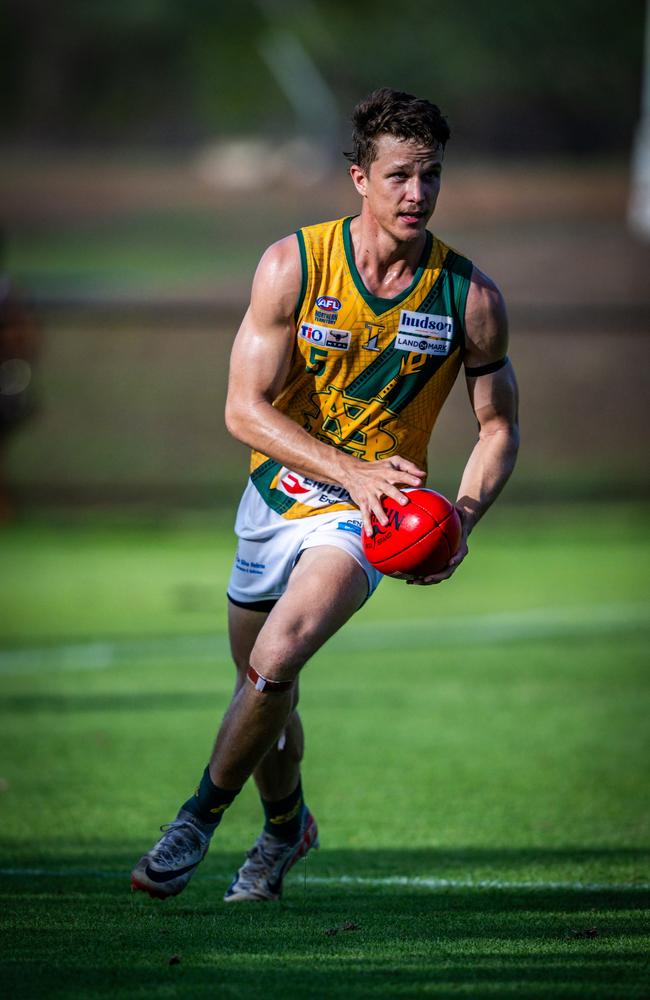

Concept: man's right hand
[[339, 454, 425, 536]]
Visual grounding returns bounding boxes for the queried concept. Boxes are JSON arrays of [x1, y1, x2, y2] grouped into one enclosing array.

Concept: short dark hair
[[345, 88, 451, 173]]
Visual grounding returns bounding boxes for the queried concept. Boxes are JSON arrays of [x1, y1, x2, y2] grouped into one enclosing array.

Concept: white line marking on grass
[[332, 602, 650, 652], [302, 875, 650, 892], [1, 868, 648, 892], [0, 634, 230, 676], [1, 603, 648, 676]]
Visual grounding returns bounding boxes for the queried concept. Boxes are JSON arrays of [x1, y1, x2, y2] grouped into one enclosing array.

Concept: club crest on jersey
[[363, 321, 383, 352], [395, 310, 454, 356], [299, 323, 351, 350]]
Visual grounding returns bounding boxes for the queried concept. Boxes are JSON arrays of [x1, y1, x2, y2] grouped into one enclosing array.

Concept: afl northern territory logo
[[314, 295, 342, 325]]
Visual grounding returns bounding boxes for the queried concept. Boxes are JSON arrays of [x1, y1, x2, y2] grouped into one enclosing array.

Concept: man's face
[[352, 134, 444, 242]]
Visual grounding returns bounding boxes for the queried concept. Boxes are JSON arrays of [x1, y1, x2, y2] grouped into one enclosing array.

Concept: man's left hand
[[399, 508, 470, 586]]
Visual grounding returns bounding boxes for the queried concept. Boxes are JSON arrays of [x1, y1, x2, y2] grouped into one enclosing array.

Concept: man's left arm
[[409, 266, 519, 585]]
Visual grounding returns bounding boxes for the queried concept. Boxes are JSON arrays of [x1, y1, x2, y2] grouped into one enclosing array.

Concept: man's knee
[[248, 625, 311, 682], [233, 645, 305, 700], [247, 546, 367, 682], [247, 654, 303, 689]]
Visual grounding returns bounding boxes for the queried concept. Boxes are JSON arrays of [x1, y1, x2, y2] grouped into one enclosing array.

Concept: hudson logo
[[316, 296, 341, 312], [299, 324, 351, 350], [398, 310, 453, 338], [395, 310, 454, 357]]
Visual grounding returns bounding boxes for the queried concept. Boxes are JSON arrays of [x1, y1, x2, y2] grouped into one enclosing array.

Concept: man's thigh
[[249, 545, 369, 680], [228, 602, 269, 687]]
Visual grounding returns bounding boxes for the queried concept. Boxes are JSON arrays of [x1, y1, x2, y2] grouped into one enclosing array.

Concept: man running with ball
[[131, 88, 519, 902]]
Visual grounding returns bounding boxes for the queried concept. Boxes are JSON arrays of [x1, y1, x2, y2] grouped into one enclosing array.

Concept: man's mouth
[[398, 210, 426, 224]]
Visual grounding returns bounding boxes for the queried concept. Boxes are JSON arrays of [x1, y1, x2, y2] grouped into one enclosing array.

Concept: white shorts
[[227, 478, 383, 609]]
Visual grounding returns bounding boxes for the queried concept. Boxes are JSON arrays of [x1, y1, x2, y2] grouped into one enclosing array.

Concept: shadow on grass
[[3, 844, 648, 884], [2, 952, 649, 1000], [2, 843, 648, 878], [2, 846, 648, 999]]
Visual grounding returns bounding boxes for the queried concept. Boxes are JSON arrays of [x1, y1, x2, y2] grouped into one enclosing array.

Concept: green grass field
[[1, 504, 649, 998]]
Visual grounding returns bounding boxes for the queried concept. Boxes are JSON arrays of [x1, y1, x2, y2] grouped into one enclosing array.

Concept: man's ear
[[349, 163, 368, 197]]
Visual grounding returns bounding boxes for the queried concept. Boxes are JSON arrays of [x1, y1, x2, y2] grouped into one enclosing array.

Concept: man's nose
[[406, 175, 425, 204]]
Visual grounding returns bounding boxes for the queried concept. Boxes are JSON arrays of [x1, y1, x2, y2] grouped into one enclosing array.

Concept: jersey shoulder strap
[[414, 241, 473, 356], [443, 248, 473, 325], [294, 218, 346, 319]]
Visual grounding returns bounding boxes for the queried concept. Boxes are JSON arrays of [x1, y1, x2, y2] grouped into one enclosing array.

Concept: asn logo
[[372, 507, 404, 536], [398, 310, 454, 339], [299, 324, 351, 350], [316, 295, 341, 312]]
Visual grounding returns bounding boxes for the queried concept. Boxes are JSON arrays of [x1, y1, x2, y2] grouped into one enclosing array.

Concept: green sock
[[261, 780, 304, 842], [182, 766, 240, 826]]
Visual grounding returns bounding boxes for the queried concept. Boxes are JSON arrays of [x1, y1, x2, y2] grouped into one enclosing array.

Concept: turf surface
[[1, 505, 649, 998]]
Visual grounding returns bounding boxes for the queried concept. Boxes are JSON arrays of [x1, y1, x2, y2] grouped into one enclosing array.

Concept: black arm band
[[464, 356, 508, 377]]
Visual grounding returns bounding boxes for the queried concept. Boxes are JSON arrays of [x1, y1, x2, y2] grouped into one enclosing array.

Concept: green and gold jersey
[[250, 216, 473, 519]]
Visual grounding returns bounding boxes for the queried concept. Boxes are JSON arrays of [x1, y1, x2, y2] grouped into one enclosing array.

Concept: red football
[[362, 488, 462, 578]]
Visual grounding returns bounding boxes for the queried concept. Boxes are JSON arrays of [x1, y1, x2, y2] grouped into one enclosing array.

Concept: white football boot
[[224, 806, 319, 902]]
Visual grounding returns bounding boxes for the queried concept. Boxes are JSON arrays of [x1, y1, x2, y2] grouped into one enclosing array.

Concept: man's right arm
[[225, 235, 424, 534]]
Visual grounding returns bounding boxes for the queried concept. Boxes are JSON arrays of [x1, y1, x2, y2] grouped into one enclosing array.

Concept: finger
[[448, 544, 468, 567], [382, 483, 411, 506], [389, 456, 426, 476], [408, 566, 455, 585], [358, 501, 375, 538], [369, 494, 389, 528], [393, 472, 425, 488]]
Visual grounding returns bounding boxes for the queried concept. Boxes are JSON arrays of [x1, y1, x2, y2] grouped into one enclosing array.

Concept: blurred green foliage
[[3, 0, 645, 152]]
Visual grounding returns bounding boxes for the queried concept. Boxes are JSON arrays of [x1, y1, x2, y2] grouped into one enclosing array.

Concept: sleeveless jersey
[[249, 216, 472, 520]]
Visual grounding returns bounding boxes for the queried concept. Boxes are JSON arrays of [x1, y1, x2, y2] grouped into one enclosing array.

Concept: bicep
[[228, 308, 295, 406], [463, 266, 509, 372], [467, 360, 519, 434]]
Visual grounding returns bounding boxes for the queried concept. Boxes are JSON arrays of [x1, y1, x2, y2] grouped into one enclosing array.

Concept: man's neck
[[349, 213, 428, 298]]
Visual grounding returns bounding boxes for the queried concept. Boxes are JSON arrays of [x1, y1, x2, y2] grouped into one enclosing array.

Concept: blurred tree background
[[2, 0, 644, 153], [0, 0, 648, 514]]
